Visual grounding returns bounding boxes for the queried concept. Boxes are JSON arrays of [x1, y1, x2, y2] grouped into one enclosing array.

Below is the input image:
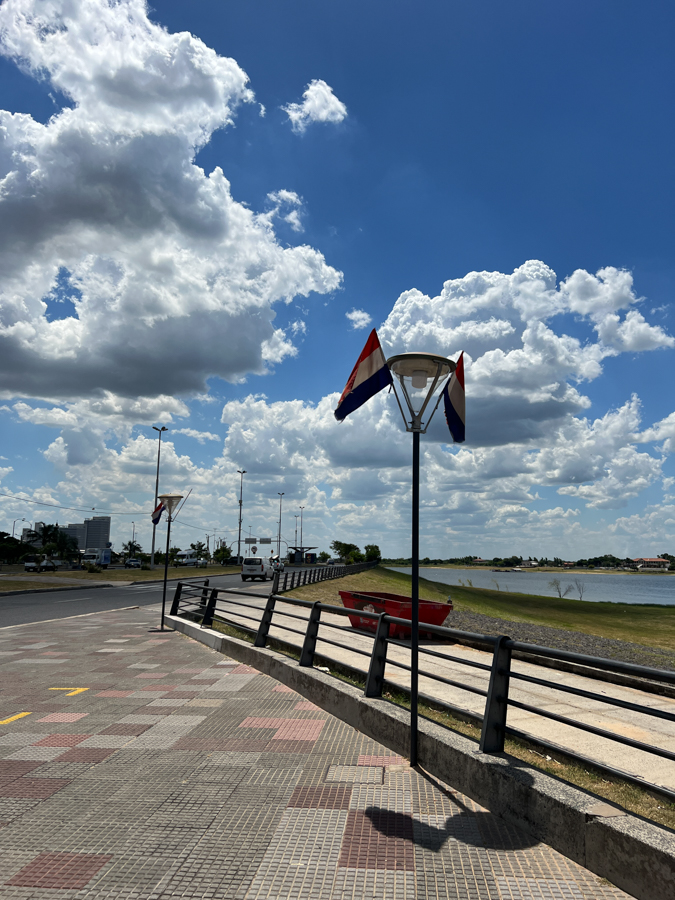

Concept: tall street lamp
[[236, 470, 247, 565], [294, 515, 299, 553], [150, 426, 168, 569], [157, 492, 183, 631], [277, 493, 284, 558], [299, 506, 305, 556], [131, 521, 136, 558], [12, 518, 25, 539], [387, 351, 455, 766]]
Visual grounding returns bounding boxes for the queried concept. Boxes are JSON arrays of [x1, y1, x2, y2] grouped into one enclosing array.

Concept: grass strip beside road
[[285, 565, 675, 650], [0, 565, 240, 588]]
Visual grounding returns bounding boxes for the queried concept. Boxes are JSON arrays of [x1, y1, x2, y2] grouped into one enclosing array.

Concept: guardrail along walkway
[[171, 580, 675, 799]]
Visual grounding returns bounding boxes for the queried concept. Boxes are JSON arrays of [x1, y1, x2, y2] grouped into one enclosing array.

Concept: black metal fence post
[[480, 635, 513, 753], [272, 570, 280, 595], [365, 613, 390, 697], [255, 592, 277, 647], [201, 589, 218, 629], [199, 579, 210, 608], [169, 582, 183, 616], [299, 602, 322, 667]]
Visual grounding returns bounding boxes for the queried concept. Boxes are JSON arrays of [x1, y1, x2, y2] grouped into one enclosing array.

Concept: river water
[[390, 567, 675, 606]]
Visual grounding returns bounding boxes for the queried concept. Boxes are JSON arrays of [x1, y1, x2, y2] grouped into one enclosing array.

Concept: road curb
[[169, 613, 675, 900], [0, 583, 111, 598]]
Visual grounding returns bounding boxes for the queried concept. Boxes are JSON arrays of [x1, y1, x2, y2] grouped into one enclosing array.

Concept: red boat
[[339, 590, 452, 639]]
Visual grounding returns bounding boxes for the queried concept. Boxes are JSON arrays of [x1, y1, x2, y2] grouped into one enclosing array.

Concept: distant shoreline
[[385, 564, 674, 576]]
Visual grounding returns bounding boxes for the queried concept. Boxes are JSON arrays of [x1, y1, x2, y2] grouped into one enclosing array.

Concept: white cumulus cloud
[[346, 309, 372, 330], [282, 79, 347, 134], [0, 0, 342, 406]]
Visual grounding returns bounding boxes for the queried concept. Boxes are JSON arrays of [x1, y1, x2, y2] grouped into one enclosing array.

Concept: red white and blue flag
[[151, 501, 165, 525], [442, 352, 465, 443], [334, 329, 393, 421]]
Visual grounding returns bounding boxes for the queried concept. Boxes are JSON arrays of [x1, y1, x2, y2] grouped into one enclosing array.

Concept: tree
[[213, 546, 232, 565], [318, 551, 330, 562], [190, 541, 208, 558], [330, 541, 360, 560], [122, 540, 142, 558], [364, 544, 381, 562], [548, 578, 572, 599]]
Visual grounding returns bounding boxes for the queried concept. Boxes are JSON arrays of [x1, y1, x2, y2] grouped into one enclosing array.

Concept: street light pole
[[131, 521, 136, 559], [150, 426, 168, 569], [299, 506, 304, 554], [294, 515, 299, 550], [237, 470, 246, 565], [157, 492, 183, 631], [12, 518, 25, 539], [277, 493, 284, 557], [387, 352, 455, 767]]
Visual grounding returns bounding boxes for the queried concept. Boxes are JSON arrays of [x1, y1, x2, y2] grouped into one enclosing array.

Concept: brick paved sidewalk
[[0, 606, 633, 899]]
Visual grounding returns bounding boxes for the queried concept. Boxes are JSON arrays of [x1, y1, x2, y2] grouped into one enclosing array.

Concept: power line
[[0, 490, 138, 515]]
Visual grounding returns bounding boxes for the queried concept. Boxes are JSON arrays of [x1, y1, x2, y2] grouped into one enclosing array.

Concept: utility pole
[[299, 506, 304, 554], [237, 470, 246, 564], [150, 426, 168, 569], [294, 515, 299, 555], [277, 493, 284, 557]]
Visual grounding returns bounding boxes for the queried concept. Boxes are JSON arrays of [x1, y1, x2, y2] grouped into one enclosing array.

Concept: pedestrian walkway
[[0, 604, 632, 899]]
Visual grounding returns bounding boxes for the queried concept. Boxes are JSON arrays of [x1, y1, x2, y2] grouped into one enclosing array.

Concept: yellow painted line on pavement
[[0, 712, 31, 724], [49, 687, 89, 697]]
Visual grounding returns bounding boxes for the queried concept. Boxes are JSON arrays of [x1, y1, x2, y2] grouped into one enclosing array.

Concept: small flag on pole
[[334, 329, 393, 422], [151, 502, 165, 525], [443, 352, 465, 443]]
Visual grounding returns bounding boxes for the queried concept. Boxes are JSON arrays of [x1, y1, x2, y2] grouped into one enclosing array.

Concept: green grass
[[0, 565, 240, 589], [286, 565, 675, 651]]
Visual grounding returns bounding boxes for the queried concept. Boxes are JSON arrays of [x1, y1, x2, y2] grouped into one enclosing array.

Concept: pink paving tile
[[134, 672, 170, 679], [37, 713, 88, 724], [32, 734, 91, 748], [0, 778, 71, 799], [56, 748, 115, 763], [239, 717, 289, 729], [272, 685, 296, 693], [7, 851, 112, 889], [272, 720, 325, 741], [230, 664, 258, 675], [174, 668, 206, 674], [95, 690, 134, 698], [0, 761, 42, 778], [294, 701, 320, 711], [358, 755, 407, 766]]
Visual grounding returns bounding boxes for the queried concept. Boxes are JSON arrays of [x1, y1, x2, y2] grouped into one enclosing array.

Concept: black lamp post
[[158, 492, 183, 631], [150, 426, 168, 569], [387, 352, 455, 766]]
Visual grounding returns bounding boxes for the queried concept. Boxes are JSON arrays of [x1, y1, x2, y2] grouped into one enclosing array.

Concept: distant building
[[21, 522, 44, 545], [521, 559, 538, 568], [62, 523, 86, 549], [633, 557, 670, 570], [62, 516, 110, 550]]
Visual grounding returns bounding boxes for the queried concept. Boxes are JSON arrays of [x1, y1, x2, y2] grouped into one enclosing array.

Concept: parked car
[[124, 558, 142, 569], [241, 556, 274, 582], [271, 557, 284, 572], [39, 558, 57, 572]]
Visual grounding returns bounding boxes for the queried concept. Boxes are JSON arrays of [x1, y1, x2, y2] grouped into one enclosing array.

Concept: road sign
[[258, 537, 272, 544], [244, 537, 257, 544]]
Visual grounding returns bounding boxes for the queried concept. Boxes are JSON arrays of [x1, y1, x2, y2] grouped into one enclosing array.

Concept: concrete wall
[[168, 613, 675, 900]]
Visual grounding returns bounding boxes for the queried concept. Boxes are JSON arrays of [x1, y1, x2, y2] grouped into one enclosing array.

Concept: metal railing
[[169, 581, 675, 803], [276, 560, 379, 592]]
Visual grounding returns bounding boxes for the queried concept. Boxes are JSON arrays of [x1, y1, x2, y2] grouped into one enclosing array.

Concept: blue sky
[[1, 0, 674, 560]]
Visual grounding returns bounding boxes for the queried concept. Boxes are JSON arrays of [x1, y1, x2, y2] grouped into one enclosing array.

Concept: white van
[[241, 556, 274, 582], [175, 550, 199, 566]]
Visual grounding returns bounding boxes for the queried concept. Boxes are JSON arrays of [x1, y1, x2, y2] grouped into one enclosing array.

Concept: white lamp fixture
[[158, 492, 183, 518], [387, 352, 455, 433]]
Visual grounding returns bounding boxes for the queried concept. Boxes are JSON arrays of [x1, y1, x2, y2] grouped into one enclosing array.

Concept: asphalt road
[[0, 568, 311, 629]]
